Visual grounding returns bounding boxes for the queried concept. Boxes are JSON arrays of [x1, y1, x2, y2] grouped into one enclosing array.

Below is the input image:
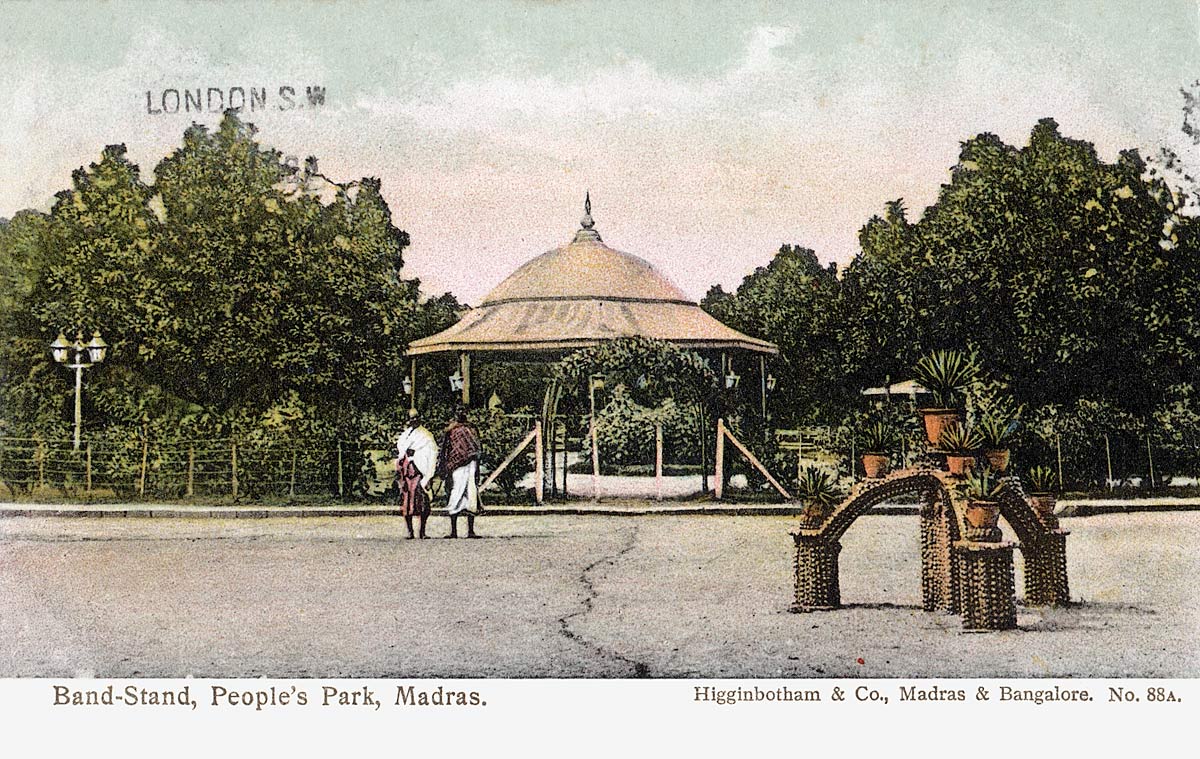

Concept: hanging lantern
[[50, 333, 71, 364], [86, 331, 108, 364]]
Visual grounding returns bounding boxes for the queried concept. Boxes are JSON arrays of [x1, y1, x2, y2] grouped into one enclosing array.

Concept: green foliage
[[0, 113, 460, 469], [556, 336, 717, 407], [843, 120, 1200, 419], [1028, 465, 1056, 493], [827, 401, 924, 476], [474, 406, 535, 496], [593, 385, 701, 469], [594, 384, 649, 467], [977, 414, 1019, 449], [913, 349, 981, 408], [859, 421, 895, 453], [937, 422, 982, 453], [795, 466, 839, 507], [965, 467, 1004, 500], [701, 245, 849, 426], [556, 337, 714, 469]]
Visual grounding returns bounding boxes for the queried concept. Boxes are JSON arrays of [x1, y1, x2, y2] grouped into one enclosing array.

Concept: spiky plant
[[860, 422, 895, 453], [965, 467, 1004, 501], [913, 349, 981, 408], [795, 466, 839, 509], [1028, 465, 1056, 493], [978, 415, 1020, 449], [937, 422, 983, 453]]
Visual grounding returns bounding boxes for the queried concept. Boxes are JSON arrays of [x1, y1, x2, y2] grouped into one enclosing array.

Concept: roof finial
[[581, 191, 595, 230]]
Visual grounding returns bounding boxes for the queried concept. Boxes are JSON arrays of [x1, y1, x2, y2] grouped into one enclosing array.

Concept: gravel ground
[[0, 512, 1196, 677]]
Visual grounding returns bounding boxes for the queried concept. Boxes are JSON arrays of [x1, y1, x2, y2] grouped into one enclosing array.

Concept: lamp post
[[50, 330, 107, 451]]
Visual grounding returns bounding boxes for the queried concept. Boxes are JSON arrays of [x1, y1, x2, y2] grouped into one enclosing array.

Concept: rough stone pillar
[[1023, 530, 1070, 607], [955, 542, 1017, 631], [792, 535, 841, 611], [920, 494, 953, 612], [950, 549, 966, 616]]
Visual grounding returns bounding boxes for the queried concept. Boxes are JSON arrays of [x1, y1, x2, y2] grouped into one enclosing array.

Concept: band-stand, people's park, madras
[[406, 196, 778, 502]]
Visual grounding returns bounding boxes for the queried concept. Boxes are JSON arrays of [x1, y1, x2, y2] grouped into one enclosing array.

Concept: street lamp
[[766, 373, 777, 392], [402, 376, 413, 396], [448, 370, 464, 392], [50, 330, 107, 451]]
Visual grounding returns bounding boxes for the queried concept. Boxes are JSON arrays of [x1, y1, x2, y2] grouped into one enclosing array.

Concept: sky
[[2, 0, 1199, 303]]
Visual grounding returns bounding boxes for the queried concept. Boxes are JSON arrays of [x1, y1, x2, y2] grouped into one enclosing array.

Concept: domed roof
[[483, 195, 690, 305], [481, 236, 691, 306], [407, 196, 776, 356]]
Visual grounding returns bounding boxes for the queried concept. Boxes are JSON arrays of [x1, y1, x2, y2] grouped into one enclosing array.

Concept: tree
[[840, 119, 1199, 417], [0, 111, 460, 446], [702, 244, 849, 425]]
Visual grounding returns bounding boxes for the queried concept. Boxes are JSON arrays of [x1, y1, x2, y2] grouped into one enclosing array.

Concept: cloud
[[3, 7, 1194, 306]]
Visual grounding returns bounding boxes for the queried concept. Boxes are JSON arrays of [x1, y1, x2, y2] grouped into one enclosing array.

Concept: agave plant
[[965, 467, 1005, 501], [795, 466, 839, 509], [913, 349, 981, 408], [978, 414, 1020, 449], [937, 422, 982, 453], [1028, 465, 1056, 493], [860, 422, 895, 453]]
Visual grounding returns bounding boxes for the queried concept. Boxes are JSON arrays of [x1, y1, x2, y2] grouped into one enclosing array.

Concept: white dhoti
[[447, 460, 480, 515]]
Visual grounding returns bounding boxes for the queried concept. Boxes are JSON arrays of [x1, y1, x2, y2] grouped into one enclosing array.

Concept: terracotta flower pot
[[1030, 492, 1056, 518], [799, 502, 829, 527], [861, 453, 890, 479], [919, 408, 962, 446], [945, 453, 975, 477], [984, 449, 1010, 473], [965, 500, 1001, 530]]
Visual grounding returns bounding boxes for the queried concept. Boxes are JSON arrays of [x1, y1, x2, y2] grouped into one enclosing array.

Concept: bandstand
[[407, 197, 777, 495]]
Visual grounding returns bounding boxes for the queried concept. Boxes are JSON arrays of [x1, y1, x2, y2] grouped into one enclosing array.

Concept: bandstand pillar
[[459, 352, 471, 406], [409, 358, 417, 411]]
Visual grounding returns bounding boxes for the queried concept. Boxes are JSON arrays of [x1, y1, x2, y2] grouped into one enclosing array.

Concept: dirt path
[[0, 513, 1196, 677]]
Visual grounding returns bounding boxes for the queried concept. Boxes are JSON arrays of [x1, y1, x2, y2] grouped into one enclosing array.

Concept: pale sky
[[2, 0, 1198, 303]]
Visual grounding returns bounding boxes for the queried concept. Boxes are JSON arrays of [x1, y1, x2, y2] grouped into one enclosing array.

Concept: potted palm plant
[[937, 422, 981, 477], [860, 422, 894, 479], [978, 415, 1018, 473], [795, 466, 839, 527], [964, 467, 1004, 540], [1028, 465, 1057, 518], [913, 350, 980, 446]]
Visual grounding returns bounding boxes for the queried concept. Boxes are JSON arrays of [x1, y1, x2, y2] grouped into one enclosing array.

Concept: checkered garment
[[437, 422, 482, 477]]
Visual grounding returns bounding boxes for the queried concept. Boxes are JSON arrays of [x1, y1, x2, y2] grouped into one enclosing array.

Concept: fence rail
[[0, 436, 401, 500]]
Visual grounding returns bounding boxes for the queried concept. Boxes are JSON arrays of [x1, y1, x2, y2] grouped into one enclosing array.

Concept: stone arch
[[791, 466, 1067, 630], [792, 469, 964, 615], [994, 476, 1071, 607]]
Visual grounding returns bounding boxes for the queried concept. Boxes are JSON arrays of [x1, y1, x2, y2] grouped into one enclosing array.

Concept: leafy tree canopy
[[1, 111, 459, 440]]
